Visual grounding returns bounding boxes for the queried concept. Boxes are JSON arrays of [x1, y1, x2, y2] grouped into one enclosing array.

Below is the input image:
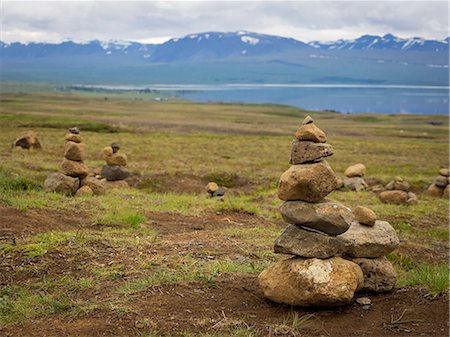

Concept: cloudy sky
[[1, 1, 448, 44]]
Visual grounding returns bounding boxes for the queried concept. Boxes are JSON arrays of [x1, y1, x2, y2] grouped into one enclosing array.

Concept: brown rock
[[290, 140, 334, 164], [205, 182, 219, 194], [103, 180, 130, 190], [60, 158, 89, 178], [102, 146, 113, 158], [44, 173, 79, 195], [443, 185, 449, 199], [352, 257, 397, 292], [258, 257, 363, 307], [14, 131, 42, 150], [378, 190, 409, 204], [336, 177, 344, 189], [280, 200, 353, 236], [439, 168, 450, 177], [302, 115, 314, 125], [344, 164, 366, 178], [106, 153, 128, 166], [406, 192, 418, 205], [64, 141, 86, 161], [434, 175, 449, 188], [278, 161, 338, 202], [274, 225, 346, 258], [344, 177, 368, 192], [338, 220, 400, 258], [80, 177, 106, 195], [294, 124, 327, 143], [353, 206, 377, 226], [426, 184, 444, 198], [75, 185, 93, 197], [393, 180, 410, 191], [64, 133, 82, 143]]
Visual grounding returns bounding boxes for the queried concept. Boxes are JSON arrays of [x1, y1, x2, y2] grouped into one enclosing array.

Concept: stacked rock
[[100, 143, 130, 187], [205, 182, 226, 198], [343, 163, 368, 192], [258, 117, 400, 307], [378, 176, 417, 205], [426, 168, 449, 198], [44, 127, 93, 195], [13, 131, 42, 150]]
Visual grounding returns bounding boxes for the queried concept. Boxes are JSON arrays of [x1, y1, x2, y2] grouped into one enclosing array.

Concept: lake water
[[79, 84, 450, 115]]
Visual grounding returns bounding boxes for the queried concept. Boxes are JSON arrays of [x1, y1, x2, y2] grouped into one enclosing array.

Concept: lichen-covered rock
[[338, 220, 400, 258], [278, 161, 338, 202], [274, 225, 346, 258], [353, 206, 377, 227], [60, 158, 89, 178], [258, 257, 363, 307], [64, 141, 86, 161], [352, 257, 397, 292], [280, 200, 353, 235], [434, 175, 449, 188], [44, 173, 79, 195], [344, 164, 366, 178]]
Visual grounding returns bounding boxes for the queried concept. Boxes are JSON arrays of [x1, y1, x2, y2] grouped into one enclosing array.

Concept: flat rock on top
[[344, 163, 366, 178]]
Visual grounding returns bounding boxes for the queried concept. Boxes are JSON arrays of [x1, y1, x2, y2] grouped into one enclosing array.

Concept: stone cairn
[[378, 176, 417, 205], [343, 163, 368, 192], [205, 182, 226, 198], [100, 143, 130, 188], [426, 168, 449, 199], [44, 127, 104, 196], [258, 116, 400, 307]]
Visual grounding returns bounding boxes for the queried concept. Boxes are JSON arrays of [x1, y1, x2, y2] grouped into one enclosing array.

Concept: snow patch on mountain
[[241, 36, 259, 45]]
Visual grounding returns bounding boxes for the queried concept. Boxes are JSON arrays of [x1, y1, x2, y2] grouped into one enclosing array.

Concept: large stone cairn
[[44, 127, 95, 195], [258, 116, 400, 307], [426, 168, 449, 198], [100, 143, 130, 187]]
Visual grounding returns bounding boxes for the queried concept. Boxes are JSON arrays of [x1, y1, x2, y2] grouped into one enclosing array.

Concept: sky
[[1, 1, 448, 44]]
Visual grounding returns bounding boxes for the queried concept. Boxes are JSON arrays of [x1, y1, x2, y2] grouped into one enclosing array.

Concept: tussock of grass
[[389, 253, 449, 295]]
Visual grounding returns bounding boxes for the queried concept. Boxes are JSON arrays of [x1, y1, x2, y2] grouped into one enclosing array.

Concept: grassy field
[[0, 84, 448, 336]]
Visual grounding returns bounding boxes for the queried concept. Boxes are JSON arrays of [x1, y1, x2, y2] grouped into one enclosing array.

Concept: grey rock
[[213, 187, 226, 197], [434, 175, 449, 187], [101, 165, 130, 181], [274, 224, 346, 258], [302, 115, 314, 125], [44, 173, 79, 195], [338, 220, 400, 258], [280, 200, 353, 236], [352, 257, 397, 292], [344, 176, 368, 192], [290, 140, 334, 164]]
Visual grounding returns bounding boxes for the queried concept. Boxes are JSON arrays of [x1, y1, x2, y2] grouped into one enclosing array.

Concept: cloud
[[1, 1, 448, 43]]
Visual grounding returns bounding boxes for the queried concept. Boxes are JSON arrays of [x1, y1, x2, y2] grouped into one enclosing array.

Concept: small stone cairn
[[343, 163, 368, 191], [44, 127, 96, 195], [13, 131, 42, 150], [426, 168, 449, 198], [258, 116, 399, 307], [378, 176, 417, 205], [205, 182, 226, 198], [100, 143, 130, 188]]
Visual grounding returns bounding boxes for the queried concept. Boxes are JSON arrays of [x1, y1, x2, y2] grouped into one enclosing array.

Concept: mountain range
[[1, 31, 448, 62], [1, 31, 448, 86]]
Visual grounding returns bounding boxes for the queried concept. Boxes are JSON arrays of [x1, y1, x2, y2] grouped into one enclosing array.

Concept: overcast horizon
[[1, 1, 448, 44]]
